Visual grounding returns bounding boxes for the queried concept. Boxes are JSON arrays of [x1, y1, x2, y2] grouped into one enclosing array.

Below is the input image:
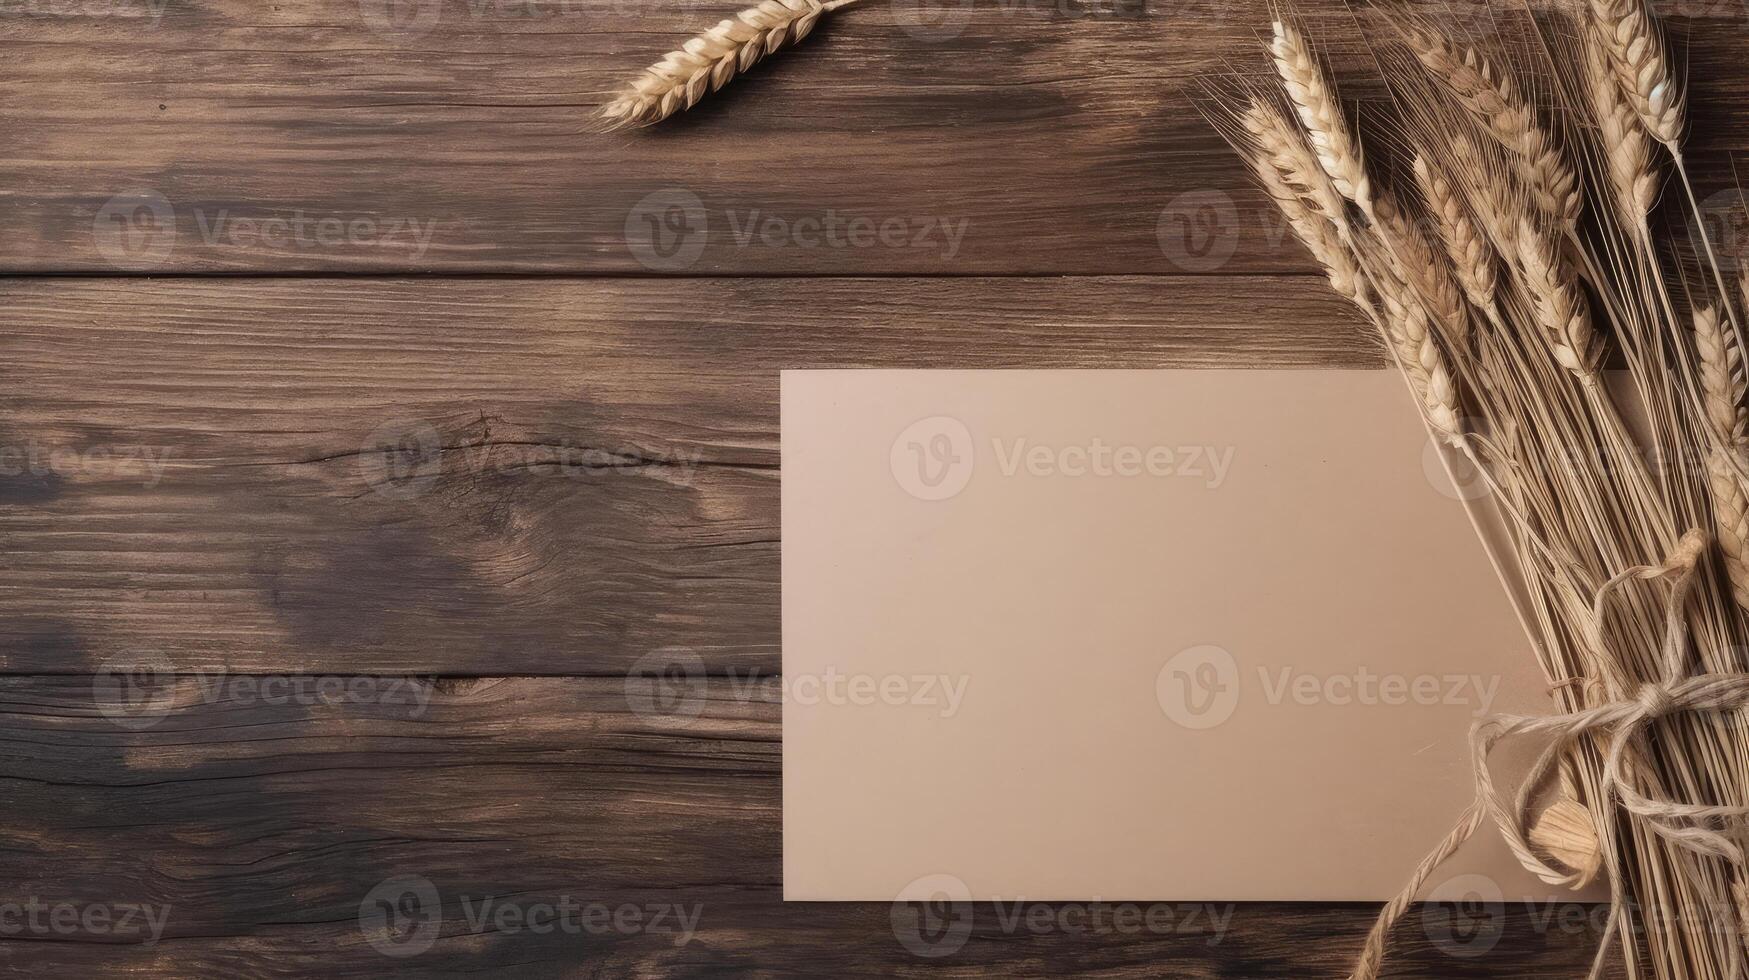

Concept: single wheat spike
[[1378, 278, 1464, 444], [1239, 98, 1352, 233], [1270, 19, 1373, 214], [1243, 129, 1366, 305], [1694, 305, 1748, 445], [1590, 0, 1684, 145], [1372, 192, 1467, 344], [1413, 153, 1496, 315], [1708, 450, 1749, 610], [1582, 25, 1659, 224], [597, 0, 854, 129], [1401, 26, 1581, 226], [1449, 133, 1522, 254], [1693, 303, 1749, 608], [1515, 217, 1603, 377]]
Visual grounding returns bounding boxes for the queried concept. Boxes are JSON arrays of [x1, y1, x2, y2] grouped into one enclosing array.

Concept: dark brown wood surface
[[5, 0, 1747, 274], [1, 0, 1722, 974]]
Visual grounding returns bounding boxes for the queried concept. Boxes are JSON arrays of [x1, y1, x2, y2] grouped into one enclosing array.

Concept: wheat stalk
[[597, 0, 857, 129], [1270, 19, 1373, 215], [1400, 26, 1581, 227]]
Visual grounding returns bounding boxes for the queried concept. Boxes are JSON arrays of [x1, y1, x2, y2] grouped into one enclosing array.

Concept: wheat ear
[[1589, 0, 1684, 146], [1372, 192, 1468, 346], [1581, 25, 1659, 225], [1413, 153, 1497, 315], [1240, 100, 1366, 302], [1270, 19, 1373, 215], [597, 0, 856, 129], [1377, 272, 1465, 445], [1516, 217, 1603, 378], [1695, 305, 1748, 447], [1401, 27, 1581, 226], [1693, 303, 1749, 609]]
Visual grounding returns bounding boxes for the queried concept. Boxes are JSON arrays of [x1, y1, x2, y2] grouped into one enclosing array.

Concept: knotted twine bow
[[1350, 529, 1749, 980]]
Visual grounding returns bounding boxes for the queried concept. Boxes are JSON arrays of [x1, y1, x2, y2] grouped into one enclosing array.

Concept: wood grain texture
[[0, 674, 1622, 977], [0, 275, 1376, 675], [3, 0, 1746, 274]]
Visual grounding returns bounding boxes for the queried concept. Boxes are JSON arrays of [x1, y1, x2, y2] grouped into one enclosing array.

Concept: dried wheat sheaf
[[1213, 4, 1749, 979]]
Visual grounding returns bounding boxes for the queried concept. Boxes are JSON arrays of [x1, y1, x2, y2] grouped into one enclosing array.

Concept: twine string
[[1350, 528, 1749, 980]]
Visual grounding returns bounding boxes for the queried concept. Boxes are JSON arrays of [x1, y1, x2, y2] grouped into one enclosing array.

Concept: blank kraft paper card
[[781, 369, 1574, 904]]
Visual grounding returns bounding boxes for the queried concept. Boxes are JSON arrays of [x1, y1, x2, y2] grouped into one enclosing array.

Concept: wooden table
[[4, 0, 1737, 974]]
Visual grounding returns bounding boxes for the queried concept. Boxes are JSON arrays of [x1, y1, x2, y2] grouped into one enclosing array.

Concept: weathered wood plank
[[3, 0, 1745, 273], [0, 674, 1618, 977], [0, 275, 1377, 674]]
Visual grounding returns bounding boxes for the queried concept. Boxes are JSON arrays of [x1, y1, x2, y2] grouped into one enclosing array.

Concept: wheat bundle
[[1216, 4, 1749, 977]]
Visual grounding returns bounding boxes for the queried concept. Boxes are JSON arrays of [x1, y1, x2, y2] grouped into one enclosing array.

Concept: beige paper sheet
[[782, 369, 1579, 903]]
